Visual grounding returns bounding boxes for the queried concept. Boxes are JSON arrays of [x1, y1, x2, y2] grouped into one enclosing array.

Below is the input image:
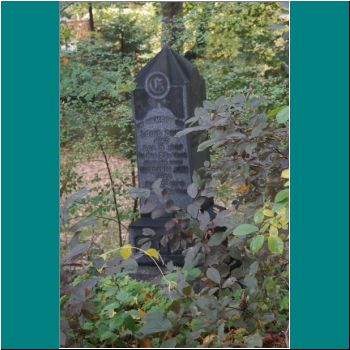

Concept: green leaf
[[184, 267, 201, 281], [198, 211, 210, 230], [267, 106, 281, 119], [69, 216, 96, 232], [100, 330, 116, 342], [215, 96, 225, 106], [139, 311, 172, 335], [244, 333, 263, 348], [197, 138, 217, 152], [206, 267, 221, 284], [151, 178, 163, 196], [160, 338, 177, 348], [121, 258, 138, 273], [276, 106, 289, 124], [217, 322, 225, 342], [203, 100, 215, 110], [250, 235, 265, 254], [260, 313, 275, 323], [268, 235, 284, 254], [222, 276, 237, 288], [175, 126, 205, 138], [233, 224, 259, 236], [272, 202, 287, 212], [275, 189, 289, 203], [249, 261, 259, 275], [142, 228, 156, 236], [62, 242, 90, 263], [187, 203, 199, 218], [185, 115, 199, 125], [151, 207, 166, 219], [195, 106, 209, 118], [260, 221, 269, 233], [109, 316, 124, 330], [243, 275, 258, 289], [141, 197, 157, 214], [226, 131, 246, 139], [208, 232, 226, 246], [269, 226, 279, 237], [254, 208, 264, 224], [187, 183, 198, 199], [280, 296, 289, 310], [116, 290, 133, 304]]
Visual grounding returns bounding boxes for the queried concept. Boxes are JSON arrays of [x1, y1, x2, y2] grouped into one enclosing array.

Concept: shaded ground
[[60, 152, 136, 250]]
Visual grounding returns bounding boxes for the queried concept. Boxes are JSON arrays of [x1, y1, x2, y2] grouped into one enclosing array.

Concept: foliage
[[171, 2, 289, 106], [61, 273, 170, 348], [60, 36, 139, 243], [61, 98, 289, 348], [123, 95, 288, 347], [129, 173, 288, 347], [180, 94, 289, 208]]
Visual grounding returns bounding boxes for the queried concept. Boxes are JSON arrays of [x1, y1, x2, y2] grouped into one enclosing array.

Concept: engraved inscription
[[136, 103, 191, 206]]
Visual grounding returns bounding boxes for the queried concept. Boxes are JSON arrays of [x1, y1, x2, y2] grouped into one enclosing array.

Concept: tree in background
[[160, 2, 185, 52]]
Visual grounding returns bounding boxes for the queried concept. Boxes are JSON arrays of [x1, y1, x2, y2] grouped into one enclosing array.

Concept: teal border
[[291, 2, 349, 349], [1, 2, 59, 349]]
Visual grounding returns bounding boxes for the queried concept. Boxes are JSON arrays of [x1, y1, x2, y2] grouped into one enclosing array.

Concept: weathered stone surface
[[129, 46, 208, 270], [132, 45, 208, 209]]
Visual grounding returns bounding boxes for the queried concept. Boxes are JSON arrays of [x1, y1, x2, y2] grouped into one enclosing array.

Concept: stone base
[[129, 217, 184, 267], [130, 265, 165, 282]]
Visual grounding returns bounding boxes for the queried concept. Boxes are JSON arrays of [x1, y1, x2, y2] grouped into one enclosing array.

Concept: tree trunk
[[160, 2, 184, 52], [88, 3, 95, 32]]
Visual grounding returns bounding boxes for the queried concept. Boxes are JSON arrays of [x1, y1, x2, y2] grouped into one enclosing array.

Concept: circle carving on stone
[[145, 72, 170, 99]]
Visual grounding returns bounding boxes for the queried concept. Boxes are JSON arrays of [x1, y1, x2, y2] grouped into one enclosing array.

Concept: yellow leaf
[[281, 169, 289, 179], [284, 180, 289, 187], [277, 207, 287, 217], [107, 309, 116, 318], [145, 248, 160, 261], [269, 226, 279, 237], [270, 217, 279, 227], [280, 219, 289, 227], [263, 209, 274, 217], [120, 244, 132, 260]]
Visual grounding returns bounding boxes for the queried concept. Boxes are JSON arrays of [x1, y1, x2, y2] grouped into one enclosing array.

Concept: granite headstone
[[129, 45, 209, 275]]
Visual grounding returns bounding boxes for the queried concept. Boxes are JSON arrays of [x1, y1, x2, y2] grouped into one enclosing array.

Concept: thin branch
[[94, 125, 124, 246]]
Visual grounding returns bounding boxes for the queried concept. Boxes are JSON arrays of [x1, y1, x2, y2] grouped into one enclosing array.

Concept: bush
[[61, 273, 169, 347], [60, 95, 289, 348]]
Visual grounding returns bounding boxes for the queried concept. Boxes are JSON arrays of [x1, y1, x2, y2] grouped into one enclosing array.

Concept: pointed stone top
[[135, 45, 199, 87]]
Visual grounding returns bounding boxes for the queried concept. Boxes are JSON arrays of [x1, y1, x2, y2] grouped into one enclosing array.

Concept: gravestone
[[129, 45, 209, 277]]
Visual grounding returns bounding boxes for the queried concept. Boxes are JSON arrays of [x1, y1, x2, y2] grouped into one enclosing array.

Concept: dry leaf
[[203, 334, 216, 345], [236, 182, 249, 194], [140, 337, 152, 348]]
